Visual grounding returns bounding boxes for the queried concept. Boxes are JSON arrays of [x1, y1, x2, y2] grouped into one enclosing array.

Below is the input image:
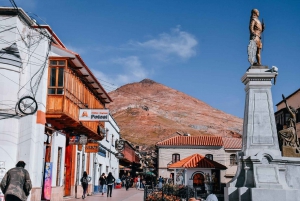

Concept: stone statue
[[248, 9, 265, 66], [278, 94, 299, 149]]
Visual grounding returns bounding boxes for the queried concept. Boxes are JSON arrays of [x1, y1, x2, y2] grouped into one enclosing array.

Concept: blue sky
[[2, 0, 300, 118]]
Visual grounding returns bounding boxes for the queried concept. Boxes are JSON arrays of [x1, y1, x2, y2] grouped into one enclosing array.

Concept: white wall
[[0, 13, 49, 189], [50, 132, 66, 187], [158, 147, 236, 184]]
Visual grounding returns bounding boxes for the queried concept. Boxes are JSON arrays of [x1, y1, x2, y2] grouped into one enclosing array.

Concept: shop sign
[[85, 142, 99, 153], [43, 162, 53, 200], [97, 146, 106, 157], [79, 109, 109, 122], [69, 135, 87, 145]]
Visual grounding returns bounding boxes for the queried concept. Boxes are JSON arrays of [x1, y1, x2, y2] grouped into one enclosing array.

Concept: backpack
[[81, 177, 88, 184]]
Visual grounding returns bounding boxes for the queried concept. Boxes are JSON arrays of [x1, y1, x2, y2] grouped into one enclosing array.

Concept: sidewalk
[[64, 188, 144, 201]]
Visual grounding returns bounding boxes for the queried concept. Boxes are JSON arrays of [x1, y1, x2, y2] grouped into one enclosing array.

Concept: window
[[205, 154, 213, 161], [230, 154, 237, 165], [106, 129, 109, 141], [172, 154, 180, 163], [48, 60, 65, 94], [106, 166, 109, 173], [112, 135, 114, 146]]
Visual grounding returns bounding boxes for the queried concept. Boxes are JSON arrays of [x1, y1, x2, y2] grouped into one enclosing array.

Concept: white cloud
[[112, 56, 148, 80], [136, 26, 198, 59], [92, 56, 148, 92]]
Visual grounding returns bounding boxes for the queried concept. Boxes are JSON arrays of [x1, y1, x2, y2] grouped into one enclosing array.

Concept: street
[[64, 188, 144, 201]]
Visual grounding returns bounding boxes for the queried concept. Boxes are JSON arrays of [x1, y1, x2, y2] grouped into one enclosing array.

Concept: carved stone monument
[[278, 95, 300, 157], [224, 9, 300, 201]]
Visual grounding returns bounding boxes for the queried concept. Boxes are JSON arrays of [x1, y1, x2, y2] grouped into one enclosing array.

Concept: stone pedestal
[[224, 67, 300, 201]]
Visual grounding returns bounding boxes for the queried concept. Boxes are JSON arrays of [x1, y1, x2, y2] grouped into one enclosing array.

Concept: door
[[64, 145, 73, 196]]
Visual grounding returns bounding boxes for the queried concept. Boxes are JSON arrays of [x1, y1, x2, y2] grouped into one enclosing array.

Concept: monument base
[[225, 67, 300, 201], [224, 153, 300, 201]]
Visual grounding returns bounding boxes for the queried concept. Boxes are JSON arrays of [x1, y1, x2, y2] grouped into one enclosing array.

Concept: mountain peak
[[139, 79, 156, 84]]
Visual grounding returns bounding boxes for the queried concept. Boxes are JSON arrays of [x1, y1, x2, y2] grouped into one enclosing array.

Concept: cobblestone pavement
[[64, 188, 144, 201]]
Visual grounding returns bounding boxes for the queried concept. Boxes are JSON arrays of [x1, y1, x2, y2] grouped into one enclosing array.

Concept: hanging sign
[[85, 142, 99, 153], [69, 136, 87, 145], [79, 109, 109, 122]]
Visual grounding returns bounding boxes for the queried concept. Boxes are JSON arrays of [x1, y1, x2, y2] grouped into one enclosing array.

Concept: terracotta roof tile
[[156, 136, 223, 146], [223, 138, 242, 149], [168, 154, 227, 169]]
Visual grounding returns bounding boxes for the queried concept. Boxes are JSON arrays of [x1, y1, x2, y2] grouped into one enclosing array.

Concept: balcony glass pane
[[57, 88, 64, 94], [48, 88, 56, 94], [58, 68, 64, 87], [58, 60, 65, 66], [50, 68, 56, 86], [50, 60, 57, 66]]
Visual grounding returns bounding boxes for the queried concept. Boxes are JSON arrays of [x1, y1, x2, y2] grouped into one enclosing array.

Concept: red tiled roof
[[223, 138, 242, 149], [168, 154, 227, 169], [156, 136, 223, 146]]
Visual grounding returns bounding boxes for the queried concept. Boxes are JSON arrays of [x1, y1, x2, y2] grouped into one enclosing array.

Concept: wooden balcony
[[46, 95, 104, 140], [45, 57, 112, 141]]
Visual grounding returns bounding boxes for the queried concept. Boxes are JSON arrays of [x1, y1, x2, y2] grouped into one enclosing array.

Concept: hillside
[[107, 79, 243, 147]]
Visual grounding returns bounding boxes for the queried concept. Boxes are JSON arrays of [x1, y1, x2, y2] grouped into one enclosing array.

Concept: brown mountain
[[107, 79, 242, 147]]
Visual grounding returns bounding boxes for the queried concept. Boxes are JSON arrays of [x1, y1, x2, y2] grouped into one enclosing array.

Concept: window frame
[[48, 59, 66, 95], [230, 154, 237, 166], [172, 153, 180, 163]]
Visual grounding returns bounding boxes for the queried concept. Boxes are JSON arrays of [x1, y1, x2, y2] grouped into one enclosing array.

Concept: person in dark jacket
[[80, 171, 89, 199], [125, 175, 131, 191], [99, 173, 106, 195], [0, 161, 32, 201], [106, 172, 115, 197]]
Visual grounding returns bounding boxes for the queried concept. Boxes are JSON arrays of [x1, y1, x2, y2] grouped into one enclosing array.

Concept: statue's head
[[251, 9, 259, 18]]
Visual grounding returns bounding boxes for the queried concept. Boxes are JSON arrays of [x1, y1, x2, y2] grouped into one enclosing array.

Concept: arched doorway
[[193, 173, 204, 187]]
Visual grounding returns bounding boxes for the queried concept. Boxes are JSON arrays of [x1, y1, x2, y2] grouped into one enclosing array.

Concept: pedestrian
[[121, 174, 125, 188], [136, 175, 140, 190], [99, 173, 107, 195], [80, 171, 89, 199], [106, 172, 115, 197], [158, 176, 162, 188], [125, 174, 131, 191], [133, 176, 137, 189], [0, 161, 32, 201]]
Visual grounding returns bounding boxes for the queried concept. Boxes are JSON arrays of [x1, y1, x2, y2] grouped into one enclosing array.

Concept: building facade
[[275, 88, 300, 138], [156, 135, 242, 185], [93, 114, 120, 192]]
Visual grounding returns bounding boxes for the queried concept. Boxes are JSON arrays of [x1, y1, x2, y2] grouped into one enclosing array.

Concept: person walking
[[125, 174, 131, 191], [136, 175, 141, 190], [158, 176, 163, 189], [80, 171, 89, 199], [133, 176, 137, 189], [0, 161, 32, 201], [106, 172, 115, 197], [99, 173, 107, 195]]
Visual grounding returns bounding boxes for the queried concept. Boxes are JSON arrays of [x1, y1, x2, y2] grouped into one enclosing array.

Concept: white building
[[0, 7, 52, 200], [156, 135, 242, 186], [93, 114, 120, 192]]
